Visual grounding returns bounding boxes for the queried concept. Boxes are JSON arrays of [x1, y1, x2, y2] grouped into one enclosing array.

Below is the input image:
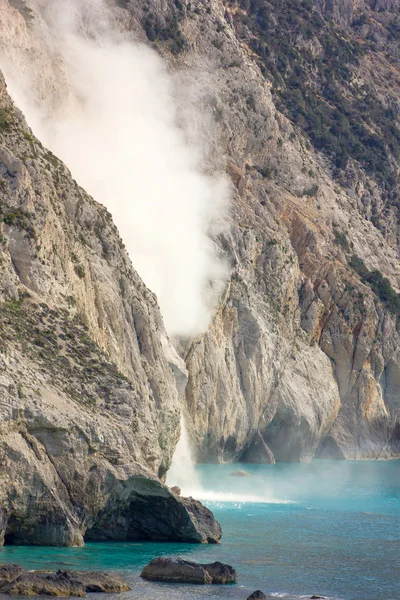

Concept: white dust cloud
[[2, 0, 230, 337]]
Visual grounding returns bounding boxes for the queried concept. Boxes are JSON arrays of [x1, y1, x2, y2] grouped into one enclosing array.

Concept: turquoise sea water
[[0, 461, 399, 600]]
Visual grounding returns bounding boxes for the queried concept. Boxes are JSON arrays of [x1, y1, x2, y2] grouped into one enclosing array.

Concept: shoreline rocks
[[0, 565, 131, 596], [140, 557, 237, 584]]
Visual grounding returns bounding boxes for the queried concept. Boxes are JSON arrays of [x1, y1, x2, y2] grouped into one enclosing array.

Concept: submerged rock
[[247, 592, 267, 600], [0, 566, 131, 596], [140, 557, 237, 584], [230, 470, 251, 477]]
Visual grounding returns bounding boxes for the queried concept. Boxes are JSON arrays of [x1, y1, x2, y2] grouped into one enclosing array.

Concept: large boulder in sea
[[141, 557, 237, 584], [141, 558, 213, 584]]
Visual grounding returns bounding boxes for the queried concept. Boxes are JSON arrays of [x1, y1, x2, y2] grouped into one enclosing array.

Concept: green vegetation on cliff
[[227, 0, 400, 201]]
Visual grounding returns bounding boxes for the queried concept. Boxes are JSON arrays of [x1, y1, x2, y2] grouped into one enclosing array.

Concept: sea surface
[[0, 460, 399, 600]]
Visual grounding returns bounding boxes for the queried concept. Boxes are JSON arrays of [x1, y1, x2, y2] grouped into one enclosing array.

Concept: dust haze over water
[[0, 0, 230, 338]]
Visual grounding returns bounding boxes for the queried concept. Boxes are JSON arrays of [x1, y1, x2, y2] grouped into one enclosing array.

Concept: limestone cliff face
[[116, 0, 400, 462], [0, 0, 400, 499], [0, 69, 223, 546]]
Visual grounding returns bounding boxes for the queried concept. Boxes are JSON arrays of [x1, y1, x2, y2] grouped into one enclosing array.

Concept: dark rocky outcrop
[[2, 573, 86, 597], [140, 557, 237, 584], [199, 562, 237, 584], [0, 565, 131, 596], [0, 565, 26, 583], [57, 571, 131, 594], [141, 558, 213, 584], [247, 592, 267, 600]]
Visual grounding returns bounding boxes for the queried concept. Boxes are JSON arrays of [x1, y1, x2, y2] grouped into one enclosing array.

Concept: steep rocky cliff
[[0, 68, 222, 546], [0, 0, 399, 507], [115, 0, 400, 462]]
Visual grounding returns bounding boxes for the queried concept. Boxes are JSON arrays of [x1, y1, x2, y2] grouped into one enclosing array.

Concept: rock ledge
[[0, 565, 131, 596]]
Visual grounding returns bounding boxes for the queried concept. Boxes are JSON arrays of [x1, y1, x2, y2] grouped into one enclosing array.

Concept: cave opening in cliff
[[3, 532, 16, 546], [83, 493, 197, 543]]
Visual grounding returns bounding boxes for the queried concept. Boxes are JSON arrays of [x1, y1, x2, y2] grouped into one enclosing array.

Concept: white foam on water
[[192, 490, 294, 505]]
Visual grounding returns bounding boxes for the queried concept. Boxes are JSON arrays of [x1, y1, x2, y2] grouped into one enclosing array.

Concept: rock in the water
[[310, 596, 326, 599], [0, 566, 131, 596], [141, 558, 212, 584], [179, 496, 222, 544], [0, 565, 26, 584], [247, 592, 267, 600], [57, 571, 131, 593], [230, 470, 251, 477], [1, 573, 86, 597], [199, 562, 237, 584], [140, 557, 237, 584]]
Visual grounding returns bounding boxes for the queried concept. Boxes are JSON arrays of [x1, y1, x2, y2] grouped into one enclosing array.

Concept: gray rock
[[141, 558, 213, 584], [230, 470, 251, 477], [199, 561, 237, 584], [1, 572, 86, 597], [241, 433, 275, 464], [57, 571, 131, 593], [0, 564, 26, 584], [247, 592, 267, 600], [0, 567, 132, 596], [141, 557, 237, 584]]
